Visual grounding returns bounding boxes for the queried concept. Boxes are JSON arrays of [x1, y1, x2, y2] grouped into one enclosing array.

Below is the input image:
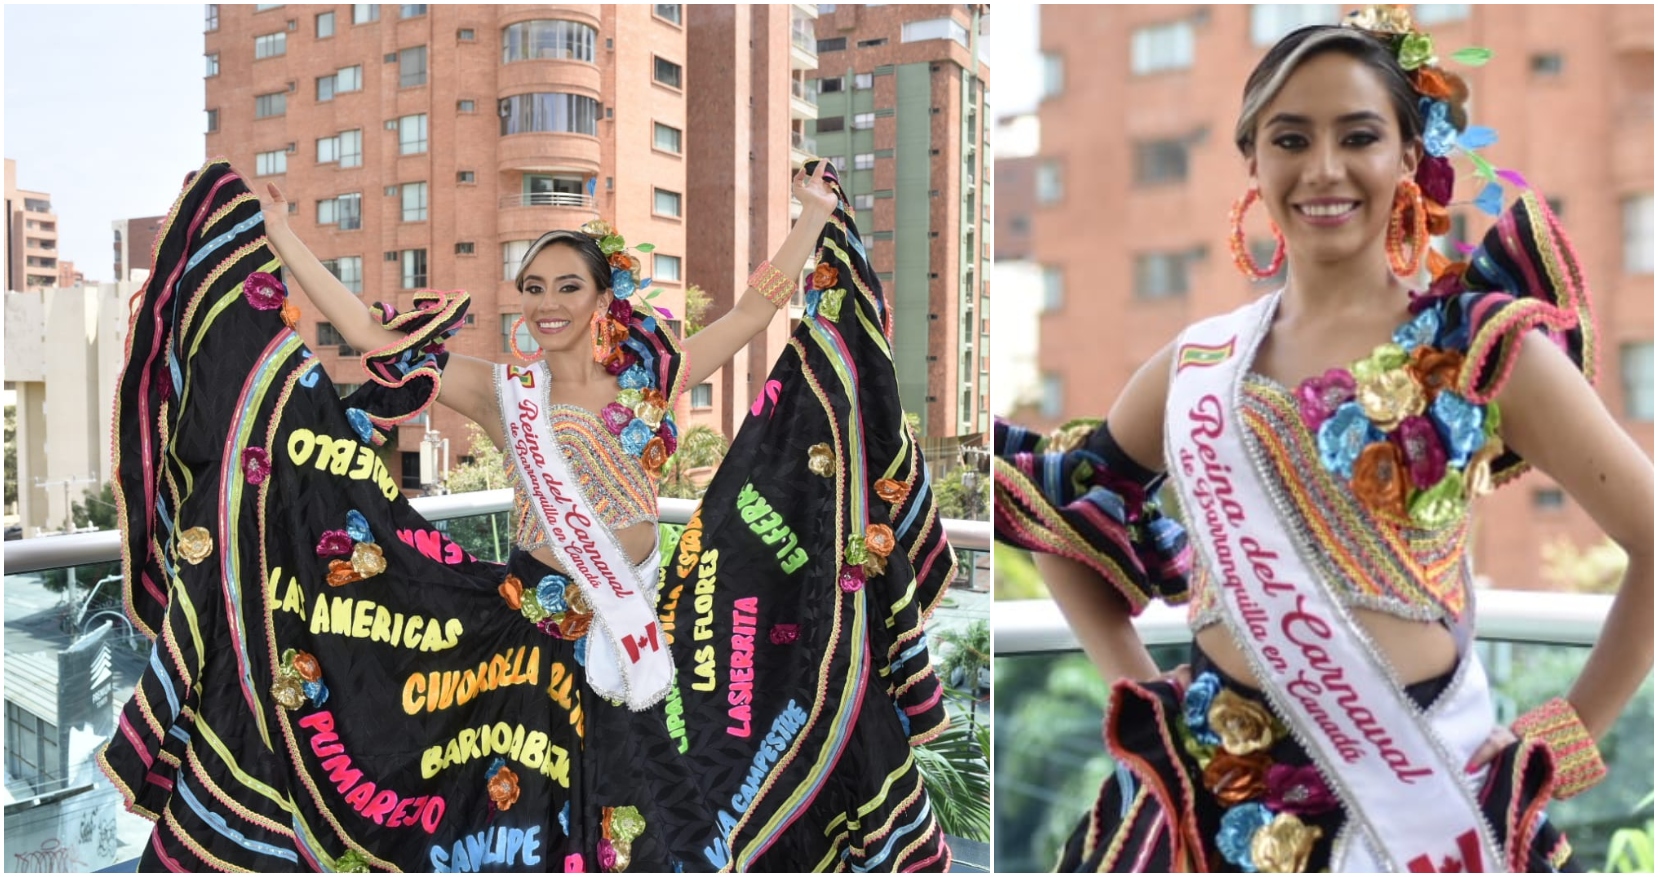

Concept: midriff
[[526, 519, 659, 576], [1194, 606, 1459, 688]]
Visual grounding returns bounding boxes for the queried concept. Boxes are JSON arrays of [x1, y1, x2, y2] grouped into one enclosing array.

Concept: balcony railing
[[791, 16, 816, 54], [497, 191, 596, 210], [791, 129, 817, 155], [791, 77, 819, 106]]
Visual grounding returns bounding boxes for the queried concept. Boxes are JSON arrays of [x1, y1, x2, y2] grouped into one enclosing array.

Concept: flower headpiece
[[576, 219, 661, 304]]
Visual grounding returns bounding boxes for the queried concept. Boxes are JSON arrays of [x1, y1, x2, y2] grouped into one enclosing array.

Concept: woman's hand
[[1463, 724, 1517, 774], [792, 161, 839, 219], [258, 181, 291, 232]]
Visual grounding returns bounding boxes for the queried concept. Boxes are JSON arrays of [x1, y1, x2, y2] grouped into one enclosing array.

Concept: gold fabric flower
[[178, 527, 214, 565], [581, 219, 616, 239], [807, 443, 835, 477], [861, 553, 888, 577], [635, 402, 667, 431], [1345, 4, 1414, 34], [1044, 422, 1096, 454], [350, 542, 386, 578], [1464, 436, 1505, 498], [1250, 812, 1324, 873], [272, 674, 307, 710], [1208, 689, 1278, 756], [1356, 368, 1426, 432], [566, 582, 592, 615]]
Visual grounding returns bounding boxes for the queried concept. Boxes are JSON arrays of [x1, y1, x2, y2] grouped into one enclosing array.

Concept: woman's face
[[519, 243, 610, 355], [1248, 51, 1419, 271]]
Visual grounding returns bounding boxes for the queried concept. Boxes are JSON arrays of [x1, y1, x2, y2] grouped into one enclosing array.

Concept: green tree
[[658, 425, 730, 500], [931, 465, 989, 521], [438, 425, 514, 561], [4, 404, 16, 510], [1542, 535, 1629, 594], [682, 284, 712, 336]]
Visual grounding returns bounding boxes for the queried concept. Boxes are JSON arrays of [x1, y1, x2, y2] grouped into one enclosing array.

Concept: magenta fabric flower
[[243, 272, 286, 311], [600, 403, 634, 435], [536, 616, 564, 639], [1391, 414, 1450, 489], [241, 447, 272, 485], [316, 530, 354, 557], [1294, 368, 1357, 432], [770, 624, 799, 645], [1415, 155, 1455, 206], [838, 568, 865, 593], [657, 422, 678, 456], [596, 838, 617, 871], [603, 349, 640, 377], [1264, 763, 1338, 817], [608, 298, 635, 323]]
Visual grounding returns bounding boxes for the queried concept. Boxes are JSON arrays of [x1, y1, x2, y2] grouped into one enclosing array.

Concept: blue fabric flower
[[559, 801, 571, 835], [346, 408, 374, 444], [620, 419, 653, 456], [485, 756, 505, 780], [574, 635, 588, 667], [618, 363, 651, 390], [1217, 803, 1274, 872], [1421, 99, 1458, 158], [1392, 308, 1441, 353], [345, 510, 372, 543], [537, 575, 569, 613], [1317, 402, 1381, 479], [805, 288, 823, 318], [1183, 671, 1223, 747], [1430, 392, 1486, 467], [612, 267, 636, 299], [894, 702, 912, 736], [642, 316, 657, 334], [303, 680, 329, 707]]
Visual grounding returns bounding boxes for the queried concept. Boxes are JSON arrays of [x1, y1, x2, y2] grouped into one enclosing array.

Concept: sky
[[995, 3, 1039, 118], [4, 4, 213, 280]]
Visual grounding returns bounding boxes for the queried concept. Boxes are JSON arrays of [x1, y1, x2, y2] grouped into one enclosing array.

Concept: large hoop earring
[[590, 310, 614, 364], [1229, 188, 1286, 279], [509, 315, 540, 363], [1388, 179, 1429, 277]]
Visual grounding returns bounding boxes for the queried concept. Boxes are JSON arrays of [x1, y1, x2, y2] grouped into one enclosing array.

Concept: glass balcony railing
[[791, 129, 817, 155], [993, 597, 1655, 873], [3, 491, 991, 871], [791, 16, 816, 55], [791, 77, 819, 107]]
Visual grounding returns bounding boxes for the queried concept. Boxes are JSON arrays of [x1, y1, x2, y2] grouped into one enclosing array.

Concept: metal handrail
[[995, 589, 1614, 655], [497, 192, 595, 210], [2, 490, 990, 575]]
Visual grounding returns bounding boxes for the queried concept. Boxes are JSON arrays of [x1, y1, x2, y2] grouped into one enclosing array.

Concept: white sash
[[497, 363, 671, 711], [1165, 293, 1502, 872]]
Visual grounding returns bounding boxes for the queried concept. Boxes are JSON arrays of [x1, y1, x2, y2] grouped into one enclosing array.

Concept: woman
[[99, 157, 955, 872], [995, 8, 1652, 872]]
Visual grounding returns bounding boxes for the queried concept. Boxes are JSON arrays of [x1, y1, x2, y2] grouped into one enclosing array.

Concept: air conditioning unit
[[287, 19, 298, 30], [286, 142, 297, 153], [287, 81, 296, 93]]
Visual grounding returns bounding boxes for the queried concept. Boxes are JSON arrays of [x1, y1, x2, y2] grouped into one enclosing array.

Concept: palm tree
[[658, 425, 730, 500]]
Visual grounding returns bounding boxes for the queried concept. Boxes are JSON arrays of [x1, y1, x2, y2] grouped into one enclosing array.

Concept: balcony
[[790, 77, 819, 121], [3, 492, 992, 872], [791, 128, 817, 166], [497, 191, 600, 239], [790, 13, 817, 69], [993, 593, 1655, 873], [497, 131, 602, 176]]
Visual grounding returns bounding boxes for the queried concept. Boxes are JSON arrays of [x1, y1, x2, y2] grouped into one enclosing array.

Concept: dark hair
[[513, 230, 611, 293], [1234, 26, 1424, 156]]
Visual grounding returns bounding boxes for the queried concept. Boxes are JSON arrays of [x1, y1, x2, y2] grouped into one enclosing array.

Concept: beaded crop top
[[507, 402, 660, 553]]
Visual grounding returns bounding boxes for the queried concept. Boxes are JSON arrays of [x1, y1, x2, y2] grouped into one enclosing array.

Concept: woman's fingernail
[[1464, 762, 1479, 774]]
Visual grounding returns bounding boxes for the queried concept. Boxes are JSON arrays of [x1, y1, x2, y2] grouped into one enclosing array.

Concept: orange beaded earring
[[509, 315, 540, 363], [1229, 187, 1286, 279], [1387, 179, 1430, 277]]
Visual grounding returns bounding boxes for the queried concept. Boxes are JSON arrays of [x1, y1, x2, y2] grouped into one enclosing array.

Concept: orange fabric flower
[[326, 559, 363, 587], [1412, 66, 1455, 101], [488, 766, 521, 811], [608, 252, 639, 273], [1352, 442, 1410, 520], [1423, 199, 1450, 237], [292, 651, 322, 682], [874, 478, 908, 504], [498, 575, 524, 611], [280, 300, 301, 328], [559, 611, 593, 640], [1203, 751, 1272, 806], [641, 437, 669, 476], [812, 264, 839, 290], [864, 523, 896, 558], [1426, 248, 1452, 280], [642, 388, 668, 410], [1409, 346, 1464, 400]]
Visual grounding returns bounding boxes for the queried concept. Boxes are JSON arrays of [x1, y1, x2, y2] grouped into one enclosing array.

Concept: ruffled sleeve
[[340, 290, 469, 432], [993, 417, 1191, 615]]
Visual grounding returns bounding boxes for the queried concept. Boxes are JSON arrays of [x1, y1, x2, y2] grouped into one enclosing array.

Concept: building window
[[1622, 342, 1654, 421], [401, 182, 428, 222], [1532, 487, 1565, 510], [398, 113, 429, 154], [339, 129, 362, 167], [254, 31, 287, 59], [1624, 193, 1653, 274], [1531, 53, 1564, 77], [852, 112, 875, 130], [255, 92, 287, 118], [655, 4, 682, 25], [653, 188, 682, 217], [1413, 4, 1470, 25], [1040, 52, 1063, 98], [206, 4, 219, 31], [653, 122, 683, 153], [502, 314, 538, 354], [206, 108, 219, 132], [690, 383, 713, 409], [317, 10, 335, 37], [1036, 160, 1062, 204], [858, 37, 888, 48], [401, 249, 428, 288], [336, 66, 362, 93], [458, 99, 476, 112], [1131, 20, 1194, 75], [853, 193, 874, 211], [317, 75, 336, 102], [1135, 139, 1189, 185], [1250, 5, 1339, 46], [654, 56, 683, 89], [400, 453, 422, 489], [498, 93, 600, 136], [854, 153, 875, 170], [454, 242, 475, 256], [817, 37, 846, 52], [399, 45, 428, 87], [1041, 265, 1063, 312], [400, 4, 426, 17], [353, 4, 378, 24], [317, 193, 362, 230], [501, 20, 597, 63], [1134, 251, 1193, 299], [206, 53, 219, 77], [1040, 374, 1063, 419], [899, 18, 967, 47], [854, 72, 873, 90], [321, 256, 363, 293], [816, 116, 845, 133], [317, 322, 359, 354], [255, 149, 288, 176], [502, 240, 531, 280], [457, 170, 475, 184], [820, 76, 844, 93], [654, 253, 681, 282]]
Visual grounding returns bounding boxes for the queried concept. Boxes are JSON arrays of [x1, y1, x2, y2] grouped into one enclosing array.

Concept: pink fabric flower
[[603, 349, 639, 377], [769, 624, 799, 645], [1391, 414, 1449, 489], [243, 272, 286, 311], [657, 422, 678, 456], [596, 838, 617, 871], [608, 298, 635, 323], [315, 530, 353, 557], [839, 568, 865, 593], [1264, 763, 1338, 817], [1294, 369, 1357, 431], [241, 447, 271, 485], [600, 403, 634, 435], [536, 616, 564, 639]]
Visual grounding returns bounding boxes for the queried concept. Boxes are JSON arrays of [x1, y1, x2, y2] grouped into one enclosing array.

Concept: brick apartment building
[[204, 3, 820, 490], [1021, 4, 1654, 591], [808, 4, 991, 444], [112, 215, 167, 284]]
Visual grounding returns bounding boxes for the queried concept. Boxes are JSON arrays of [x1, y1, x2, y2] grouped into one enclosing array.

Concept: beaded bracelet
[[748, 261, 795, 308], [1511, 697, 1607, 799]]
